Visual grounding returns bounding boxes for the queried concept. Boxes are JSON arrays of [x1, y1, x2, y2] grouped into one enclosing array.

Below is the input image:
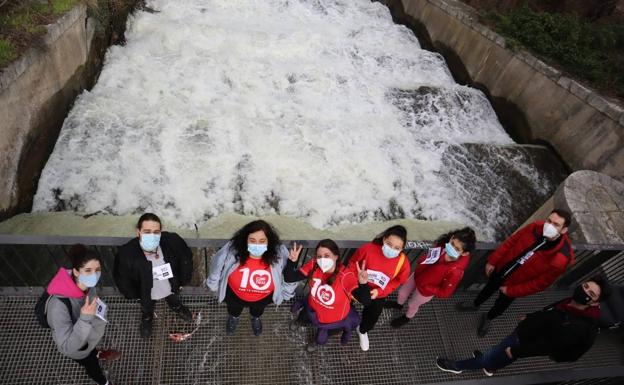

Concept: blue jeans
[[455, 331, 519, 371]]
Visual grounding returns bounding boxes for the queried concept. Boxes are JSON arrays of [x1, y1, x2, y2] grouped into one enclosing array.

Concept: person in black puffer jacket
[[436, 276, 611, 377], [114, 213, 194, 339]]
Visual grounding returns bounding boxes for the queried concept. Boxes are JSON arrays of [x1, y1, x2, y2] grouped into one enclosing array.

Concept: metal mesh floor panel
[[0, 291, 622, 384]]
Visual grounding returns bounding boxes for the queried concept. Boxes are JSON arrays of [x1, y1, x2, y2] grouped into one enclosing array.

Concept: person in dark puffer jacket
[[436, 276, 611, 377]]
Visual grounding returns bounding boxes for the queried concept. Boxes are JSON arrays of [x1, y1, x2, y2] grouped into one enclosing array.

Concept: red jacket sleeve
[[379, 255, 411, 297], [505, 262, 567, 298], [434, 268, 464, 298], [489, 222, 539, 268]]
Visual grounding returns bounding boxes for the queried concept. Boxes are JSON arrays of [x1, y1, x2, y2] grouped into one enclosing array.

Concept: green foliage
[[52, 0, 79, 15], [491, 4, 624, 97], [0, 38, 17, 67]]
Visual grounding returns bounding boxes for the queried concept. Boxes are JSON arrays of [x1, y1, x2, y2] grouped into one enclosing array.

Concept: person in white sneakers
[[347, 225, 411, 351]]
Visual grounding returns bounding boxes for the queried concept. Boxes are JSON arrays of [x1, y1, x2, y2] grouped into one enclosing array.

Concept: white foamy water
[[33, 0, 547, 240]]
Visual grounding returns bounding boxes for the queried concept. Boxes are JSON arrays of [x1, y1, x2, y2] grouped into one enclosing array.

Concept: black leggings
[[224, 286, 273, 318], [473, 275, 515, 320], [359, 297, 386, 334], [73, 349, 107, 385]]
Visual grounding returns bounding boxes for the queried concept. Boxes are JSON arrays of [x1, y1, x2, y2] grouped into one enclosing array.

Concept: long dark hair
[[229, 220, 280, 266], [372, 225, 407, 248], [307, 239, 342, 286], [435, 227, 476, 253], [68, 244, 101, 282]]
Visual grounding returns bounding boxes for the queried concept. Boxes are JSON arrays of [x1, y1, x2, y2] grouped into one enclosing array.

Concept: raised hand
[[356, 260, 368, 284], [81, 295, 97, 315], [289, 242, 303, 262], [485, 263, 495, 277]]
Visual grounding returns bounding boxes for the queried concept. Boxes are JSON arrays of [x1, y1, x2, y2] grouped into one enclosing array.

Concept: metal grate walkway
[[0, 291, 623, 385]]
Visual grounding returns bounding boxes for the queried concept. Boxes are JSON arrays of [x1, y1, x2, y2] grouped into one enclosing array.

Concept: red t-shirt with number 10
[[227, 257, 275, 302], [300, 259, 359, 324]]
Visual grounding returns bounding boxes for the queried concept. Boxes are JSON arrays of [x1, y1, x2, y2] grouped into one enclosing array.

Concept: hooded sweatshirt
[[46, 268, 107, 360]]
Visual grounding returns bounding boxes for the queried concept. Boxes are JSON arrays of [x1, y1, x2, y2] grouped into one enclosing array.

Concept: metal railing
[[0, 234, 622, 291]]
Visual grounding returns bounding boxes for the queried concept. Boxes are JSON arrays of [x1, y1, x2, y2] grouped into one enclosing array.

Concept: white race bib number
[[239, 268, 272, 291], [366, 269, 390, 290], [152, 263, 174, 281], [517, 251, 534, 265], [421, 247, 441, 265], [95, 298, 107, 322]]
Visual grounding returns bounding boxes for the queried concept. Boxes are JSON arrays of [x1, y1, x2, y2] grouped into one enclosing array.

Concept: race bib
[[152, 263, 174, 281], [517, 251, 534, 265], [366, 269, 391, 290], [421, 247, 441, 265], [95, 298, 108, 322]]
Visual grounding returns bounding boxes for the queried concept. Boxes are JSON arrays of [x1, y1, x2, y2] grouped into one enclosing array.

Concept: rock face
[[523, 170, 624, 244], [383, 0, 624, 182], [0, 2, 137, 221]]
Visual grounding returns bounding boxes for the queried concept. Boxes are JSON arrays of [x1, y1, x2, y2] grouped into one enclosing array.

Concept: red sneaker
[[97, 349, 121, 362]]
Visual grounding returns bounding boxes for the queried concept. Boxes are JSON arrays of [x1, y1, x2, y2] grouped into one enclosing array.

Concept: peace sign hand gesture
[[289, 242, 303, 262], [356, 260, 368, 284]]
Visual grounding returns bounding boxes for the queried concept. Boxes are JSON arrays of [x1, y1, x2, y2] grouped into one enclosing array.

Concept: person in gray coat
[[46, 245, 120, 384], [206, 220, 297, 336]]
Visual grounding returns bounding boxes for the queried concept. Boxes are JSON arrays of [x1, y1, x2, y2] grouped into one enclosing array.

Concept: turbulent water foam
[[33, 0, 557, 240]]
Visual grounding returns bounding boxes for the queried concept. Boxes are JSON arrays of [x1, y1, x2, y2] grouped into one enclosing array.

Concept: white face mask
[[316, 257, 335, 273], [543, 222, 559, 239]]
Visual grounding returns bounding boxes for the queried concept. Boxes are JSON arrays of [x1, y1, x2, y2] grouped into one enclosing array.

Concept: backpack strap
[[393, 253, 406, 279], [58, 297, 76, 324]]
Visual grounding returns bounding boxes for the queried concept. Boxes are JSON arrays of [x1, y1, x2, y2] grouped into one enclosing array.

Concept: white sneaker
[[357, 327, 369, 351]]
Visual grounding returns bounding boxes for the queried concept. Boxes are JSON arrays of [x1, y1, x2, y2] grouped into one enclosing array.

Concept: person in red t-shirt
[[206, 220, 296, 336], [284, 239, 371, 351], [388, 227, 476, 328], [347, 225, 411, 351]]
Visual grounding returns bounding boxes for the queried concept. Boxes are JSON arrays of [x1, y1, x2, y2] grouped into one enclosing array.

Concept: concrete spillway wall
[[384, 0, 624, 182]]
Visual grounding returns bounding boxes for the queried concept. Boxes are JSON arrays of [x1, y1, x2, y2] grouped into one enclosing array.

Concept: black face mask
[[572, 285, 592, 305]]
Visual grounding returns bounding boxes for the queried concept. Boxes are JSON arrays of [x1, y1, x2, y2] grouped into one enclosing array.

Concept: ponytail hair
[[68, 244, 101, 271]]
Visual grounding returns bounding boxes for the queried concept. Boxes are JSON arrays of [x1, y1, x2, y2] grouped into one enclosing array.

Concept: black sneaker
[[226, 315, 239, 335], [477, 313, 491, 337], [172, 304, 193, 322], [384, 300, 404, 309], [306, 341, 318, 352], [456, 301, 479, 311], [435, 357, 462, 374], [251, 316, 263, 336], [472, 350, 494, 376], [390, 315, 411, 328], [140, 315, 153, 339]]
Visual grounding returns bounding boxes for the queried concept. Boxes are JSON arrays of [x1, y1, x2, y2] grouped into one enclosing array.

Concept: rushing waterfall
[[32, 0, 566, 240]]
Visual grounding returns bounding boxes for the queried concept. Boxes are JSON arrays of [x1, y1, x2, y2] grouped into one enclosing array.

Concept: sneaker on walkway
[[472, 350, 494, 377], [172, 304, 193, 322], [435, 357, 462, 374], [226, 315, 239, 335], [140, 314, 153, 339], [97, 350, 121, 362], [384, 300, 403, 309], [251, 316, 263, 336], [477, 313, 491, 337], [356, 326, 369, 351], [390, 315, 411, 328], [306, 341, 318, 352], [456, 301, 479, 311]]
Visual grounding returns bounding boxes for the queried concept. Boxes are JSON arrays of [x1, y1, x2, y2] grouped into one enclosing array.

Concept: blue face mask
[[445, 242, 460, 259], [140, 233, 161, 252], [382, 243, 401, 259], [78, 272, 101, 288], [248, 243, 268, 257]]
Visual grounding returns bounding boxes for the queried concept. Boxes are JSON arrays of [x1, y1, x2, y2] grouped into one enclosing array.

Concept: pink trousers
[[397, 273, 434, 318]]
